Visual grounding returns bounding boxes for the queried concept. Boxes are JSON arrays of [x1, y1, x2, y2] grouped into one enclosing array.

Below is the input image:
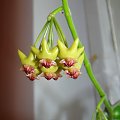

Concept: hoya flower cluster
[[18, 38, 84, 81]]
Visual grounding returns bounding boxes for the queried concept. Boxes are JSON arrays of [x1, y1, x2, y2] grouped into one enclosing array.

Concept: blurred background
[[0, 0, 120, 120]]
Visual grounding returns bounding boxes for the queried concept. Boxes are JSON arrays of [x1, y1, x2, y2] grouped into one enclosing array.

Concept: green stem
[[43, 22, 50, 39], [34, 21, 49, 47], [62, 0, 112, 115], [47, 6, 63, 21], [34, 6, 63, 47], [51, 26, 54, 47], [53, 17, 68, 47], [53, 18, 63, 43], [48, 19, 53, 48]]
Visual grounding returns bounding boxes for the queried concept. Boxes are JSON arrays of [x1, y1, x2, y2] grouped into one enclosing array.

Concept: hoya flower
[[41, 72, 54, 80], [20, 65, 35, 74], [62, 50, 84, 79], [41, 68, 62, 80], [57, 38, 84, 59], [18, 50, 40, 81], [31, 38, 58, 60], [31, 39, 58, 71], [20, 65, 38, 81], [58, 38, 84, 68], [65, 68, 81, 79], [53, 73, 62, 80], [39, 60, 59, 80], [41, 69, 62, 80], [26, 72, 37, 81], [57, 38, 84, 79], [53, 68, 62, 80], [60, 58, 77, 67]]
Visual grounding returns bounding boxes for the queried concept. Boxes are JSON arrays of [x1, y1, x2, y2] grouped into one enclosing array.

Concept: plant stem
[[62, 0, 112, 115], [53, 17, 68, 47], [53, 18, 64, 43], [47, 6, 63, 21], [43, 22, 50, 38], [48, 19, 53, 48], [34, 7, 63, 47], [34, 21, 49, 47]]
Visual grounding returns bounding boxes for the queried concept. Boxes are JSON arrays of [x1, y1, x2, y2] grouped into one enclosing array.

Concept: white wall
[[33, 0, 96, 120], [108, 0, 120, 104], [84, 0, 120, 104]]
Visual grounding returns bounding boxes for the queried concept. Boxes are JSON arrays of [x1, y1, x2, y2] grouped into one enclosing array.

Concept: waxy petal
[[69, 38, 79, 51], [76, 47, 84, 58], [40, 65, 58, 73], [58, 38, 84, 59], [74, 53, 84, 69], [18, 50, 36, 66], [31, 39, 58, 60], [18, 50, 27, 64]]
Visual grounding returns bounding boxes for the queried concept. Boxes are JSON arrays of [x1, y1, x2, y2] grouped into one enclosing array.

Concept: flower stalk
[[62, 0, 112, 117]]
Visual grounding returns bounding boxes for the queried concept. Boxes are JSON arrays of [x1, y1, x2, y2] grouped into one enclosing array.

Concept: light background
[[34, 0, 120, 120], [0, 0, 120, 120]]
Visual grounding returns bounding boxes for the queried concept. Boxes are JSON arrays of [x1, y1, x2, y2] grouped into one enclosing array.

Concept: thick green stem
[[47, 6, 63, 21], [62, 0, 112, 115]]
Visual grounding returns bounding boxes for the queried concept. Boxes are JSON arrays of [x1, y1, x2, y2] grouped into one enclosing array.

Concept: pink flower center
[[41, 72, 62, 80], [65, 68, 80, 79], [22, 65, 35, 74], [60, 58, 76, 67], [20, 65, 36, 81], [26, 73, 36, 81], [53, 73, 62, 80], [43, 73, 54, 80], [39, 59, 56, 68]]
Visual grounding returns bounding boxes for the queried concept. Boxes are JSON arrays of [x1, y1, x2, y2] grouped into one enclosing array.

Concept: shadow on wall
[[0, 0, 33, 120]]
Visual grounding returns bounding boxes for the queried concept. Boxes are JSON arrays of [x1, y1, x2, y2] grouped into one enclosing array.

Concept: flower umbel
[[18, 38, 84, 80], [57, 38, 84, 79], [31, 39, 58, 60], [18, 50, 40, 81], [57, 38, 84, 59]]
